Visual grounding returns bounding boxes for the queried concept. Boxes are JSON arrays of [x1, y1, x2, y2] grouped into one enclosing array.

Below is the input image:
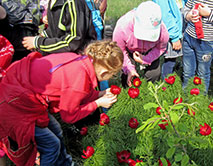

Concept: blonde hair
[[84, 40, 123, 74]]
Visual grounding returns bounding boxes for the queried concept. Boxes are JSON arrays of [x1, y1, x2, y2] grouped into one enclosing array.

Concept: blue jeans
[[35, 114, 72, 166], [99, 80, 109, 113], [161, 58, 177, 80], [182, 33, 213, 92]]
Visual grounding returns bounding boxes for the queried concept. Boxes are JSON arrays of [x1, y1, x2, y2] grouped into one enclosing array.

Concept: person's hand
[[186, 9, 200, 23], [133, 51, 143, 64], [127, 70, 139, 87], [95, 94, 117, 108], [98, 88, 113, 97], [198, 3, 211, 17], [22, 36, 36, 51], [172, 40, 182, 50]]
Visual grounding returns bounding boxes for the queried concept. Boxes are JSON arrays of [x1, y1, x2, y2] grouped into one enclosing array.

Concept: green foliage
[[82, 75, 213, 166]]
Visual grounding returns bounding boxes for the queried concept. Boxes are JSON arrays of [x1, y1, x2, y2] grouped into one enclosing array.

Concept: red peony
[[190, 88, 200, 95], [129, 118, 139, 129], [187, 109, 195, 116], [208, 102, 213, 111], [159, 159, 171, 166], [165, 75, 176, 85], [128, 88, 140, 99], [158, 120, 168, 130], [156, 107, 162, 115], [99, 113, 110, 126], [80, 126, 88, 136], [110, 85, 121, 95], [116, 150, 131, 163], [193, 76, 202, 85], [133, 78, 142, 87], [81, 146, 94, 159], [200, 123, 212, 136], [127, 159, 136, 166], [162, 87, 167, 91], [173, 97, 183, 104]]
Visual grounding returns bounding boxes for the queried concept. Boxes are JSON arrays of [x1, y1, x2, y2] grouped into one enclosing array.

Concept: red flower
[[156, 107, 162, 115], [165, 75, 176, 85], [127, 159, 136, 166], [158, 120, 168, 130], [159, 159, 171, 166], [128, 88, 139, 99], [81, 146, 94, 159], [99, 113, 110, 126], [80, 127, 88, 136], [193, 76, 202, 85], [187, 109, 195, 116], [208, 102, 213, 111], [116, 150, 131, 163], [162, 87, 167, 91], [190, 88, 200, 95], [133, 78, 142, 87], [110, 85, 121, 95], [129, 118, 139, 129], [173, 97, 183, 104], [136, 159, 143, 163], [200, 123, 212, 136]]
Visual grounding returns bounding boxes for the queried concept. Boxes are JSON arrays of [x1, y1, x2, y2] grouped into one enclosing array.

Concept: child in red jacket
[[0, 40, 123, 166]]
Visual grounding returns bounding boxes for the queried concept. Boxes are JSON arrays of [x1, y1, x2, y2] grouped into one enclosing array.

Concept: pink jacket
[[113, 9, 169, 74]]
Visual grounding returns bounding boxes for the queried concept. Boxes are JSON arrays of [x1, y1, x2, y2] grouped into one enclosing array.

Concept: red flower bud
[[99, 113, 110, 126], [193, 76, 201, 85], [128, 88, 139, 99], [129, 118, 139, 129], [190, 88, 200, 95], [156, 107, 162, 115], [136, 159, 143, 163], [187, 109, 195, 116], [133, 78, 142, 87], [80, 126, 88, 136], [158, 120, 168, 130], [162, 87, 167, 91], [208, 102, 213, 111], [199, 123, 212, 136], [173, 97, 183, 104], [116, 150, 131, 163], [159, 159, 171, 166], [165, 75, 176, 85], [81, 146, 94, 159], [127, 158, 136, 166], [110, 85, 121, 95]]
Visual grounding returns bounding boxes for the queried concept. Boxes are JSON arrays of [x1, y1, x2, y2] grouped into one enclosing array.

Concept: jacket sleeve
[[142, 23, 169, 65], [35, 0, 96, 54]]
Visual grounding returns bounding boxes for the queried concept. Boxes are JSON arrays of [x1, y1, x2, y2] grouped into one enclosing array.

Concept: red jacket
[[0, 51, 99, 165]]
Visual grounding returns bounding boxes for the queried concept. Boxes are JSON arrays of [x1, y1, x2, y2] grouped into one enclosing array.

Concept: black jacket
[[35, 0, 97, 54]]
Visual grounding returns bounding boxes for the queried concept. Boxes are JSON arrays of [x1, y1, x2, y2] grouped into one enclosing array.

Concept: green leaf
[[181, 154, 189, 166], [175, 153, 183, 162], [163, 100, 169, 111], [178, 123, 188, 132], [160, 157, 167, 166], [166, 147, 176, 159], [170, 112, 179, 124], [172, 104, 184, 110], [143, 103, 159, 110]]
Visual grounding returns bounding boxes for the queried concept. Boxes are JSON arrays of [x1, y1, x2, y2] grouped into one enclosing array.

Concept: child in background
[[183, 0, 213, 92], [0, 40, 123, 166], [113, 1, 169, 87], [153, 0, 187, 79]]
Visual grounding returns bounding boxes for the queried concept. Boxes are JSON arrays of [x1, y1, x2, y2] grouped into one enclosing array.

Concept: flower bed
[[81, 75, 213, 166]]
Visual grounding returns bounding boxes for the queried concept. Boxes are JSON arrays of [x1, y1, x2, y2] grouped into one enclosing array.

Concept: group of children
[[0, 0, 212, 165]]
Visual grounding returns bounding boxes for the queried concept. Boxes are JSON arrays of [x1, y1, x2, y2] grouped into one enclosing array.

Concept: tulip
[[80, 126, 88, 136], [193, 76, 201, 85], [99, 113, 110, 126], [156, 107, 162, 115], [208, 102, 213, 111], [116, 150, 131, 163], [133, 78, 142, 87], [159, 159, 171, 166], [129, 118, 139, 129], [158, 120, 168, 130], [165, 75, 176, 85], [190, 88, 200, 95], [200, 123, 212, 136], [187, 109, 195, 116], [110, 85, 121, 95], [128, 88, 139, 99], [173, 97, 183, 104], [81, 146, 94, 159]]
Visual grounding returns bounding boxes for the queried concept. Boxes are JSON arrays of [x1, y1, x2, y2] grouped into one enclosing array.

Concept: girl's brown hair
[[85, 40, 123, 74]]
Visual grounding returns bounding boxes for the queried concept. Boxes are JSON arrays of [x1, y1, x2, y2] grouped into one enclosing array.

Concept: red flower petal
[[193, 76, 202, 85], [81, 146, 94, 159], [208, 102, 213, 111], [165, 75, 176, 85], [116, 150, 131, 163], [190, 88, 200, 95], [173, 97, 183, 104], [110, 85, 121, 95], [127, 158, 136, 166], [159, 159, 171, 166], [158, 120, 168, 130], [129, 118, 139, 129], [99, 113, 110, 126], [156, 107, 162, 115], [162, 87, 167, 91], [128, 88, 140, 99], [80, 126, 88, 136], [133, 78, 142, 87], [200, 123, 212, 136], [187, 109, 195, 116]]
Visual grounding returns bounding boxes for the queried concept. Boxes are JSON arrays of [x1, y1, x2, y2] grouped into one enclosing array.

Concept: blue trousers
[[35, 114, 72, 166]]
